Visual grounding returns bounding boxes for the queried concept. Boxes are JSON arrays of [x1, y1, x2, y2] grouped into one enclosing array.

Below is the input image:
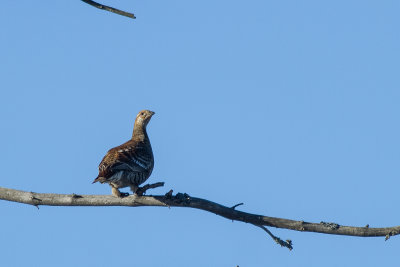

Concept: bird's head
[[135, 110, 155, 128]]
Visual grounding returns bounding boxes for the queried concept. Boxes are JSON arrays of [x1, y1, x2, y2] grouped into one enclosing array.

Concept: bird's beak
[[150, 111, 155, 116]]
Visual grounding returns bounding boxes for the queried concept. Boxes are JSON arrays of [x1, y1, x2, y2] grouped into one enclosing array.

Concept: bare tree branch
[[136, 182, 165, 196], [255, 224, 293, 250], [1, 186, 399, 250], [81, 0, 136, 19]]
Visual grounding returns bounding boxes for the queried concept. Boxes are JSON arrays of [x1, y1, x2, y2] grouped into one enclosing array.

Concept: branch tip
[[81, 0, 136, 19], [255, 224, 293, 250]]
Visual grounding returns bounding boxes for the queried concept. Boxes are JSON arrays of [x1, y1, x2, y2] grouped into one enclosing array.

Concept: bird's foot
[[135, 187, 145, 196], [112, 187, 130, 198]]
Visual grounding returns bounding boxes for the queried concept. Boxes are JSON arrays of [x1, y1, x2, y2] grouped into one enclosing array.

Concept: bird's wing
[[98, 141, 152, 179]]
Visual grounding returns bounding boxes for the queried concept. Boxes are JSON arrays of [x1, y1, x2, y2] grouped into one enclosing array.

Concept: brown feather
[[93, 110, 155, 193]]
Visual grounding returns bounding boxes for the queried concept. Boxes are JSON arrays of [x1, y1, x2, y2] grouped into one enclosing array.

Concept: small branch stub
[[231, 203, 244, 210], [136, 182, 165, 196]]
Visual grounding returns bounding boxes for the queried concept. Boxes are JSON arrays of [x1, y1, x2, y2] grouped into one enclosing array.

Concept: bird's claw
[[165, 189, 173, 198], [135, 188, 145, 196], [120, 192, 130, 197]]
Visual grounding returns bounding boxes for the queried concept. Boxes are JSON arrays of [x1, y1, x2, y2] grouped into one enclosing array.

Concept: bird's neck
[[132, 124, 148, 142]]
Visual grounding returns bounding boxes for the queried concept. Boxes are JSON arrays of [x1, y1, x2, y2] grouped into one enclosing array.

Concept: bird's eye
[[141, 112, 145, 116]]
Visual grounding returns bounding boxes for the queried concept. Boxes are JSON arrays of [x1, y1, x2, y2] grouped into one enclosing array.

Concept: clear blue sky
[[1, 1, 399, 266]]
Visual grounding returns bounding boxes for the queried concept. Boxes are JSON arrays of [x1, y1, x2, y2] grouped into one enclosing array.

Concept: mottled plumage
[[93, 110, 155, 197]]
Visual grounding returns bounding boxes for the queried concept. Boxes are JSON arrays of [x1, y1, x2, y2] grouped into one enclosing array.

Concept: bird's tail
[[92, 176, 106, 184]]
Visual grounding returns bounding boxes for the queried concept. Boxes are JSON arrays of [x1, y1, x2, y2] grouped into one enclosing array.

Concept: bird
[[93, 110, 155, 197]]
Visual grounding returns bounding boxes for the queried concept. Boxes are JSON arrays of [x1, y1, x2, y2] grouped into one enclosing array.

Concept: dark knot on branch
[[320, 221, 340, 230]]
